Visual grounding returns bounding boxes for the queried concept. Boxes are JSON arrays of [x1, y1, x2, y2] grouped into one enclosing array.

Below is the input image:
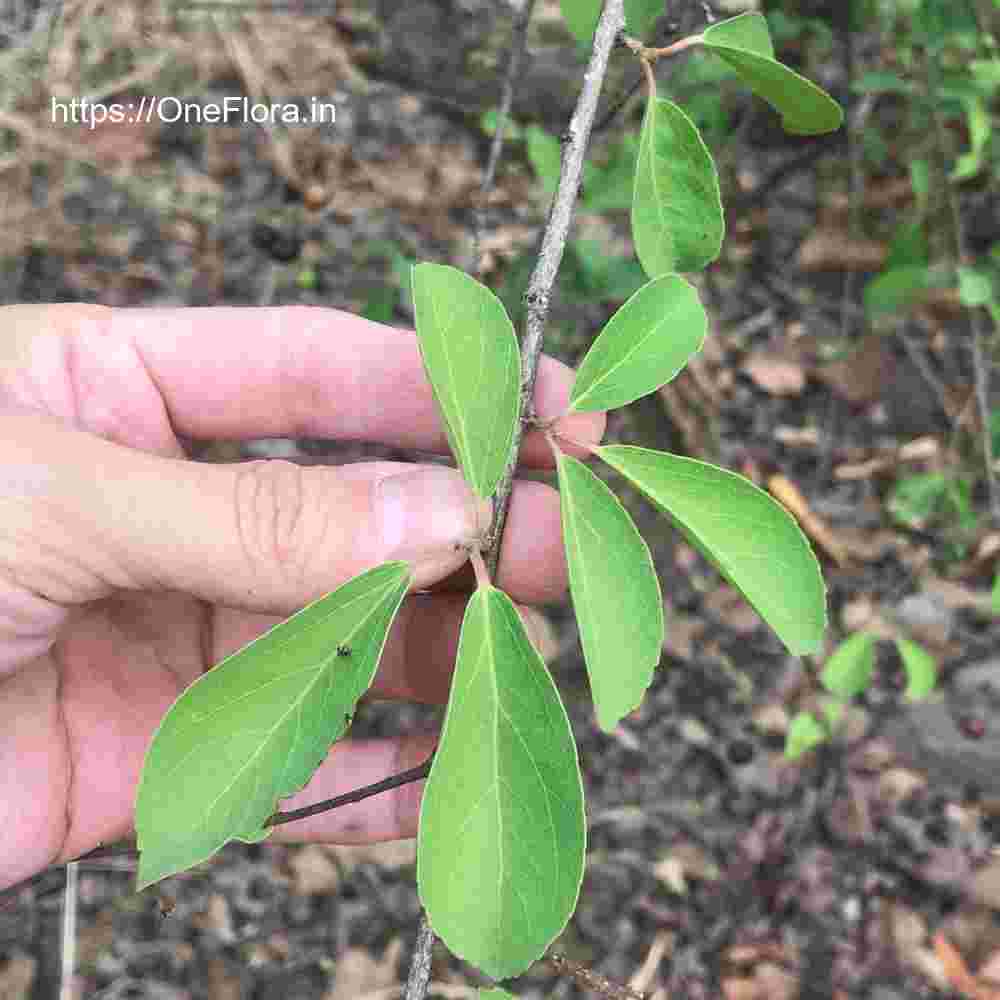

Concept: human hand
[[0, 303, 604, 892]]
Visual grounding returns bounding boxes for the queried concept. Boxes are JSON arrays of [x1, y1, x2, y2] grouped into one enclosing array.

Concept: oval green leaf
[[785, 710, 827, 759], [702, 13, 843, 136], [417, 586, 586, 980], [894, 636, 937, 701], [135, 561, 412, 890], [411, 263, 521, 498], [632, 96, 724, 277], [557, 453, 663, 730], [596, 446, 826, 655], [820, 631, 876, 698], [569, 274, 707, 412]]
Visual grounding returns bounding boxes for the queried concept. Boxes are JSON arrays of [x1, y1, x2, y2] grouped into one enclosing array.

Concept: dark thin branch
[[547, 953, 649, 999], [264, 754, 434, 828], [924, 45, 999, 524], [484, 0, 626, 580], [466, 0, 539, 276]]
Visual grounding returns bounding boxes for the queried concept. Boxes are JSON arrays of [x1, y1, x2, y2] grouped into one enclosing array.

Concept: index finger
[[1, 304, 604, 466]]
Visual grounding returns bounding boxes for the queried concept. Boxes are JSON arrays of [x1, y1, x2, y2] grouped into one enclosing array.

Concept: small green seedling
[[786, 631, 939, 760]]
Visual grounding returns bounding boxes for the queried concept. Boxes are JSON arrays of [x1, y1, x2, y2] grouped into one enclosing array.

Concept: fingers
[[0, 303, 605, 465], [0, 419, 488, 623]]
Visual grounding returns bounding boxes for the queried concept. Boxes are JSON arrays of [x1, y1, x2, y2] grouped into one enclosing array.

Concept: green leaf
[[852, 70, 914, 96], [886, 221, 929, 271], [971, 59, 1000, 92], [411, 263, 521, 498], [820, 698, 845, 728], [526, 125, 562, 195], [418, 586, 585, 980], [864, 267, 950, 315], [557, 453, 663, 731], [785, 711, 827, 759], [702, 13, 843, 135], [888, 472, 951, 528], [992, 571, 1000, 615], [564, 240, 646, 302], [569, 274, 707, 412], [950, 97, 991, 182], [581, 135, 639, 214], [632, 97, 724, 277], [560, 0, 600, 44], [958, 266, 995, 307], [820, 631, 876, 698], [360, 286, 396, 325], [560, 0, 662, 43], [706, 10, 775, 57], [135, 561, 412, 890], [624, 0, 663, 39], [910, 159, 931, 212], [478, 991, 516, 999], [596, 446, 826, 655], [894, 636, 937, 700]]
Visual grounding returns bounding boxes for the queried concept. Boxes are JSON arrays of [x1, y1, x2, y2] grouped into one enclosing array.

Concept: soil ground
[[2, 1, 1000, 997]]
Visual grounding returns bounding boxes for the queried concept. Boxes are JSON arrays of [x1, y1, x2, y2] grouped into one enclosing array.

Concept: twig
[[467, 0, 539, 276], [403, 915, 436, 1000], [547, 953, 649, 999], [59, 861, 78, 1000], [923, 45, 999, 524], [264, 754, 434, 828], [484, 0, 626, 580]]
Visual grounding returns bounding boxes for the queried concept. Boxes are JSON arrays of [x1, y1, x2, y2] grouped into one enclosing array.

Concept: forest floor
[[1, 1, 1000, 997]]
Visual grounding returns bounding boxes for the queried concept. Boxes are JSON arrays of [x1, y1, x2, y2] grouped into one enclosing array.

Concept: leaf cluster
[[135, 9, 841, 987]]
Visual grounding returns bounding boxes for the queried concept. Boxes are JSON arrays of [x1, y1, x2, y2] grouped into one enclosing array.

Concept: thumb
[[4, 414, 491, 616]]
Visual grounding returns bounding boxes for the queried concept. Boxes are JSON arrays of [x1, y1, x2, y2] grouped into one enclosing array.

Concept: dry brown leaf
[[288, 844, 340, 896], [878, 766, 927, 807], [704, 586, 763, 634], [192, 893, 236, 944], [754, 962, 798, 1000], [797, 230, 887, 272], [774, 425, 820, 447], [934, 933, 984, 999], [743, 354, 806, 396], [768, 474, 850, 566], [922, 577, 995, 616], [207, 956, 242, 1000], [969, 858, 1000, 912], [979, 949, 1000, 986], [662, 609, 704, 660], [630, 931, 674, 995], [329, 839, 416, 873], [841, 597, 877, 632], [722, 976, 758, 1000], [888, 903, 947, 988], [322, 939, 403, 1000], [0, 952, 35, 1000]]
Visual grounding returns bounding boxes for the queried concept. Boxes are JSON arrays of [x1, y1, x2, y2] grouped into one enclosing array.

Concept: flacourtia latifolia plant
[[133, 7, 843, 989]]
